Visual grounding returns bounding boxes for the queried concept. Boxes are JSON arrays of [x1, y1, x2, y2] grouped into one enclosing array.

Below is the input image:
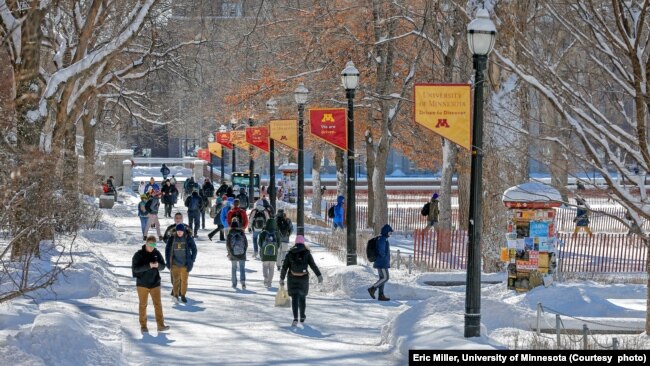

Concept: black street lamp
[[465, 8, 496, 338], [219, 124, 227, 183], [294, 83, 309, 236], [230, 117, 237, 174], [208, 132, 215, 180], [342, 61, 359, 266], [266, 98, 278, 209], [249, 116, 255, 208]]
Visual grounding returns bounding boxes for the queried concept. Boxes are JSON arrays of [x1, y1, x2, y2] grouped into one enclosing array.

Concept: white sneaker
[[291, 320, 298, 327]]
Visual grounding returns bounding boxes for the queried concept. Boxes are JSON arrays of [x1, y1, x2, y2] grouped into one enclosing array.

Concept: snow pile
[[502, 182, 562, 203], [5, 302, 125, 365], [133, 165, 192, 182]]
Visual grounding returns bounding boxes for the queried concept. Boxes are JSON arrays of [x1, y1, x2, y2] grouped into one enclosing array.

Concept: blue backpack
[[262, 232, 278, 257]]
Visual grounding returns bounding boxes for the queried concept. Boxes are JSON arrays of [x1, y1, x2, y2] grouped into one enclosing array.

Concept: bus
[[231, 172, 261, 201]]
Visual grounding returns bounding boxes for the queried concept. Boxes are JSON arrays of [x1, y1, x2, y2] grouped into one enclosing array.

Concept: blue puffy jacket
[[373, 224, 393, 269], [333, 195, 345, 226], [221, 198, 234, 229]]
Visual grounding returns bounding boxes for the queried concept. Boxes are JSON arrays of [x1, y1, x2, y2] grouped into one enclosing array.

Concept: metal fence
[[557, 233, 648, 273], [412, 229, 469, 271]]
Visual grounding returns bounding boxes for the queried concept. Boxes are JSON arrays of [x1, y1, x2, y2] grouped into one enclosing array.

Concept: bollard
[[556, 314, 561, 349], [612, 337, 619, 350], [408, 255, 413, 275], [396, 249, 401, 269], [536, 303, 542, 336], [582, 324, 588, 350]]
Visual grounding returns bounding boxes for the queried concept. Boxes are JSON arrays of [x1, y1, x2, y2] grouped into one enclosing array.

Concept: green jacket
[[258, 218, 281, 262]]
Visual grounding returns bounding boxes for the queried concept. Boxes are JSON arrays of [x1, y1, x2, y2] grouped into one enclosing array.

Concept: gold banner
[[231, 130, 249, 149], [208, 142, 222, 158], [414, 84, 471, 150], [269, 120, 297, 150]]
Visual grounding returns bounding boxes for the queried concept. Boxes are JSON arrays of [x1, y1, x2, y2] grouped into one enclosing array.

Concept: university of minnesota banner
[[197, 148, 210, 162], [231, 130, 249, 149], [269, 120, 298, 150], [308, 108, 347, 150], [414, 84, 471, 151], [216, 132, 233, 149], [208, 142, 222, 158], [246, 127, 270, 152]]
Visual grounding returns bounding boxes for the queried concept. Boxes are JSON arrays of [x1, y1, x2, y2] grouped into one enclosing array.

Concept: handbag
[[275, 285, 290, 307]]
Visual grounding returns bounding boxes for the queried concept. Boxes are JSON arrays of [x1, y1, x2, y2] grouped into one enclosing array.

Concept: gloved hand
[[279, 280, 285, 287], [317, 275, 323, 284]]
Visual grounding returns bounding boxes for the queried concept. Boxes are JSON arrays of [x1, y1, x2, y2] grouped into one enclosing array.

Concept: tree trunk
[[456, 149, 471, 231], [365, 128, 376, 228], [372, 133, 390, 234], [82, 106, 98, 196], [311, 149, 323, 217], [335, 149, 345, 198], [438, 139, 457, 251]]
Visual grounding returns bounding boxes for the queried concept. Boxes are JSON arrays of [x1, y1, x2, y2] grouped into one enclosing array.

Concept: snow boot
[[300, 317, 306, 324], [141, 327, 149, 333], [291, 320, 298, 327], [242, 283, 246, 290], [158, 325, 170, 332], [378, 294, 390, 301], [367, 287, 376, 299], [181, 295, 187, 303], [208, 233, 214, 241]]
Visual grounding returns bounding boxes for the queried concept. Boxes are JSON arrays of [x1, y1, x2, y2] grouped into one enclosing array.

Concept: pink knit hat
[[295, 235, 305, 245]]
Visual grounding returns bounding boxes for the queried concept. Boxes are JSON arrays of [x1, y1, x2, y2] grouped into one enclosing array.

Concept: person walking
[[573, 197, 593, 238], [138, 195, 149, 237], [220, 196, 234, 234], [185, 190, 202, 238], [161, 179, 177, 218], [163, 213, 193, 242], [170, 175, 177, 186], [144, 190, 163, 241], [202, 178, 215, 206], [367, 224, 394, 302], [258, 218, 280, 288], [422, 193, 440, 229], [165, 224, 198, 303], [160, 164, 170, 180], [226, 220, 248, 290], [275, 209, 293, 270], [138, 181, 147, 195], [199, 188, 210, 230], [237, 187, 250, 210], [208, 197, 226, 242], [216, 182, 229, 197], [249, 199, 270, 259], [279, 235, 323, 327], [227, 198, 249, 231], [132, 236, 170, 333], [226, 185, 236, 198], [144, 177, 160, 195], [170, 176, 178, 205], [333, 195, 345, 231]]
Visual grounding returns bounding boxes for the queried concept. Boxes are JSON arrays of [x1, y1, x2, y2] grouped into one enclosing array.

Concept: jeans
[[276, 242, 289, 269], [231, 260, 246, 287], [371, 268, 389, 296], [252, 230, 260, 254], [208, 226, 225, 241], [200, 210, 206, 229], [188, 211, 200, 236], [139, 216, 148, 236], [144, 214, 161, 237], [291, 294, 306, 321], [164, 203, 173, 217]]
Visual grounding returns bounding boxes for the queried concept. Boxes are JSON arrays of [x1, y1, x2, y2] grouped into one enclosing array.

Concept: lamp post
[[294, 83, 309, 236], [219, 124, 227, 183], [230, 117, 237, 174], [266, 98, 278, 209], [208, 133, 215, 181], [342, 61, 359, 266], [249, 115, 255, 208], [465, 8, 496, 338]]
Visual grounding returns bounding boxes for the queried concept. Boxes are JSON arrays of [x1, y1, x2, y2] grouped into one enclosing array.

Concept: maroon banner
[[309, 108, 347, 150], [197, 148, 210, 162], [216, 132, 233, 149], [246, 127, 270, 152]]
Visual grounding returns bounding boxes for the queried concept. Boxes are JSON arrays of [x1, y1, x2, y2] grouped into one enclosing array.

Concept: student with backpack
[[421, 193, 440, 229], [226, 220, 248, 289], [249, 200, 270, 259], [332, 195, 345, 231], [144, 190, 163, 241], [220, 197, 234, 234], [199, 188, 210, 230], [185, 190, 202, 238], [258, 218, 281, 288], [138, 195, 149, 236], [275, 209, 293, 270], [237, 187, 250, 209], [227, 199, 249, 231], [208, 197, 226, 242], [367, 224, 393, 301], [279, 235, 323, 327], [165, 224, 198, 303], [573, 197, 593, 238]]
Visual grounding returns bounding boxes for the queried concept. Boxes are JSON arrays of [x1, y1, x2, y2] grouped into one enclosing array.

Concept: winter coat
[[213, 202, 224, 226], [280, 245, 322, 297], [132, 246, 166, 289], [138, 184, 146, 195], [160, 165, 170, 177], [163, 223, 193, 242], [262, 198, 275, 215], [276, 213, 293, 243], [138, 201, 148, 218], [333, 195, 345, 226], [237, 190, 249, 209], [202, 182, 215, 198], [216, 183, 229, 197], [249, 202, 270, 232], [226, 228, 248, 261], [427, 199, 440, 222], [227, 207, 249, 229], [258, 219, 281, 262], [145, 197, 161, 215], [185, 192, 203, 213], [165, 233, 197, 272], [575, 207, 590, 227], [226, 187, 236, 198], [220, 199, 234, 229], [373, 224, 393, 269], [144, 182, 160, 194], [161, 184, 177, 204]]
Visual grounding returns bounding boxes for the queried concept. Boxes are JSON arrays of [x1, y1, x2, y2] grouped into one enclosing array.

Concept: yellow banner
[[231, 130, 249, 149], [269, 120, 297, 150], [208, 142, 222, 158], [414, 84, 471, 150]]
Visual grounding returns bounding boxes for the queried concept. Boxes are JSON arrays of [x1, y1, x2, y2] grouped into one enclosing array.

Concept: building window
[[222, 2, 243, 17]]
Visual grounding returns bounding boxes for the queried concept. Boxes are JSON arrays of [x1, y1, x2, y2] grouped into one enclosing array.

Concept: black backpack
[[327, 206, 335, 218], [253, 211, 266, 230], [290, 250, 310, 274], [277, 217, 291, 236], [366, 236, 380, 262], [230, 231, 246, 256], [188, 196, 200, 211], [420, 202, 430, 216]]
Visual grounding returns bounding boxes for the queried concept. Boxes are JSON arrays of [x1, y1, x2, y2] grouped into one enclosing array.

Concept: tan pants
[[171, 265, 189, 296], [573, 226, 593, 237], [136, 286, 165, 329], [144, 214, 161, 237]]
